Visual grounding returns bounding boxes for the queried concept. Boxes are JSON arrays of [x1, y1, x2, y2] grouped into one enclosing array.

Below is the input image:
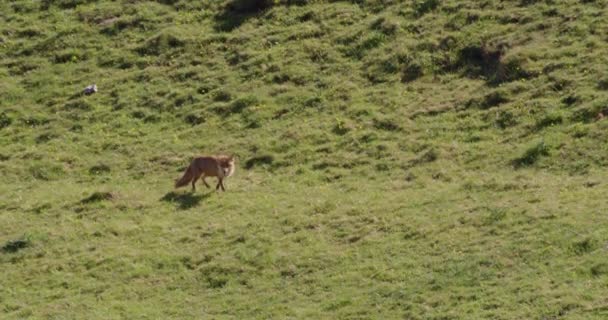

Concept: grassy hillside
[[2, 0, 608, 318]]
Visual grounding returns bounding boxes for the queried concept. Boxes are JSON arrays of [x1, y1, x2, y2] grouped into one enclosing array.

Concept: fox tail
[[175, 164, 194, 188]]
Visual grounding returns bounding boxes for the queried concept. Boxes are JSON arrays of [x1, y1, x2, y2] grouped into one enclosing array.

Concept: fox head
[[220, 155, 236, 177]]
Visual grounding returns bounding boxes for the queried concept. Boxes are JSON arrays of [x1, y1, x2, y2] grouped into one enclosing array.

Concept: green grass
[[2, 0, 608, 318]]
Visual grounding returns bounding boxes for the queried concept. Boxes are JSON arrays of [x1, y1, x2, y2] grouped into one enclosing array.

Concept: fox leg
[[216, 178, 226, 191], [201, 174, 211, 188], [191, 170, 202, 191]]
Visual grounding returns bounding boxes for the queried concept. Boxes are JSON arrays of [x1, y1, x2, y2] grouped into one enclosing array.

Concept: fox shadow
[[161, 191, 212, 210]]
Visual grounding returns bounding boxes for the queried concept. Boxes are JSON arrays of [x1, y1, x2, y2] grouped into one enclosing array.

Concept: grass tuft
[[244, 155, 274, 169], [512, 141, 550, 168], [2, 238, 31, 254], [80, 192, 117, 204], [89, 164, 111, 175], [136, 32, 186, 56], [571, 238, 596, 255]]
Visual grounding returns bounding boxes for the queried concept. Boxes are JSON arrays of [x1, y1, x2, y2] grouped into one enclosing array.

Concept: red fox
[[175, 155, 236, 191]]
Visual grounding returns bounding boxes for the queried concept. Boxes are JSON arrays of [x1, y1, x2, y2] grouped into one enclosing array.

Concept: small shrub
[[373, 118, 401, 131], [570, 238, 596, 255], [212, 90, 232, 102], [550, 77, 571, 91], [484, 208, 507, 225], [401, 62, 423, 83], [303, 96, 323, 109], [7, 60, 39, 75], [226, 0, 274, 13], [80, 192, 116, 204], [143, 114, 161, 123], [466, 91, 509, 109], [313, 201, 336, 214], [272, 73, 290, 84], [519, 0, 542, 6], [184, 113, 205, 126], [97, 52, 138, 69], [304, 42, 330, 63], [174, 94, 197, 107], [495, 110, 517, 129], [29, 163, 64, 180], [535, 112, 563, 130], [483, 91, 509, 109], [230, 96, 258, 114], [157, 0, 180, 5], [407, 148, 438, 168], [89, 164, 111, 175], [376, 163, 389, 171], [570, 100, 608, 123], [53, 50, 87, 64], [41, 0, 97, 9], [17, 27, 42, 38], [213, 96, 259, 117], [207, 277, 228, 288], [131, 110, 147, 119], [371, 17, 399, 35], [597, 78, 608, 91], [569, 123, 588, 138], [591, 263, 608, 277], [570, 107, 595, 123], [2, 238, 30, 253], [225, 0, 311, 13], [0, 112, 13, 129], [22, 117, 50, 127], [35, 133, 57, 144], [299, 10, 316, 22], [136, 33, 186, 56], [346, 32, 386, 59], [197, 84, 216, 95], [414, 0, 440, 17], [418, 149, 438, 163], [512, 141, 550, 168], [64, 100, 92, 111], [493, 56, 530, 84], [359, 132, 377, 143], [100, 16, 145, 36], [405, 172, 416, 181], [450, 44, 532, 85], [376, 57, 400, 75], [568, 161, 590, 176], [431, 171, 451, 182], [245, 155, 274, 169], [562, 94, 580, 106], [332, 118, 351, 135], [11, 2, 38, 13], [455, 45, 500, 75], [464, 134, 482, 143], [241, 109, 264, 128]]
